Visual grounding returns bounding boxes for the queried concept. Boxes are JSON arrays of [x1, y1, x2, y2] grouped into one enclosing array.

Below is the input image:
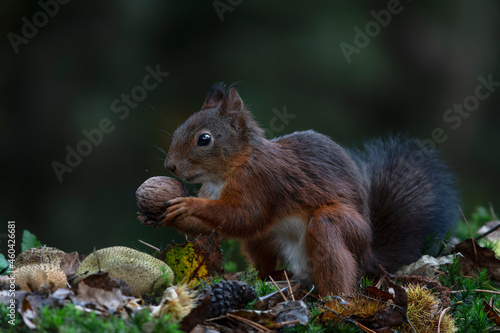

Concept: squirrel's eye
[[197, 133, 212, 146]]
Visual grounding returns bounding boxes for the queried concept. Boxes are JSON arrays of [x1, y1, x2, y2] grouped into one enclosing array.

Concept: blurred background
[[1, 1, 499, 262]]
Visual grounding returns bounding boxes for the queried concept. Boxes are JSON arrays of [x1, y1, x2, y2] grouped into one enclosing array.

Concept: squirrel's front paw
[[137, 212, 163, 228], [159, 197, 197, 226]]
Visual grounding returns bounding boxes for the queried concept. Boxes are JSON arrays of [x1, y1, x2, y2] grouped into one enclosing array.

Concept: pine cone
[[205, 281, 257, 317]]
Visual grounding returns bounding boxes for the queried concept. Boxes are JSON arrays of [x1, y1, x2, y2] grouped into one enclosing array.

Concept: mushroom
[[74, 246, 174, 297]]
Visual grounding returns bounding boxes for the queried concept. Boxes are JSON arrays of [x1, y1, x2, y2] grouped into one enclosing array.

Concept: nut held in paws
[[136, 176, 189, 220]]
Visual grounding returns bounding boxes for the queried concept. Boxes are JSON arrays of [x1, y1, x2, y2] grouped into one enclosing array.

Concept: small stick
[[258, 286, 290, 301], [284, 271, 295, 301], [475, 222, 500, 241], [450, 289, 500, 295], [138, 239, 161, 252], [266, 319, 301, 329], [355, 321, 378, 333], [459, 206, 477, 261], [490, 202, 498, 220], [437, 307, 451, 333], [226, 313, 270, 331], [301, 284, 315, 301], [475, 203, 500, 241], [317, 306, 362, 329], [269, 276, 288, 302]]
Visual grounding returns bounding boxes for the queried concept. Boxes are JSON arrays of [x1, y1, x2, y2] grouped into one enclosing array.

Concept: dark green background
[[1, 1, 499, 257]]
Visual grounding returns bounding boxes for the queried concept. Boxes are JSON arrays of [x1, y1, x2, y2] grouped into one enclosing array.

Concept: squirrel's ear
[[220, 83, 247, 132], [220, 82, 243, 114], [201, 82, 225, 110]]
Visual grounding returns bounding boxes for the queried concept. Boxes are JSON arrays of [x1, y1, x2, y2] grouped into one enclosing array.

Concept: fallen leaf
[[350, 278, 408, 330], [272, 300, 309, 325], [60, 252, 80, 277], [482, 300, 500, 326], [79, 272, 133, 297], [455, 239, 500, 281], [396, 254, 455, 277], [364, 286, 392, 302], [74, 280, 126, 314], [50, 288, 74, 301], [160, 231, 224, 286], [80, 272, 121, 291], [180, 290, 211, 332]]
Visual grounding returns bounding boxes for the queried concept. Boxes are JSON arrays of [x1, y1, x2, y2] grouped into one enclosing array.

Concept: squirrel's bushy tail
[[351, 135, 459, 272]]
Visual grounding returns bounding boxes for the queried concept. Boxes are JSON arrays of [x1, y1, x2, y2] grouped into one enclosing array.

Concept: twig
[[284, 271, 295, 301], [269, 276, 288, 302], [266, 319, 301, 329], [354, 292, 403, 310], [475, 203, 500, 241], [137, 239, 161, 252], [355, 321, 377, 333], [490, 202, 498, 220], [226, 313, 270, 331], [459, 206, 477, 261], [406, 318, 418, 333], [437, 307, 451, 333], [258, 286, 290, 301], [450, 289, 500, 295], [301, 285, 315, 301], [475, 222, 500, 241], [317, 305, 358, 327], [39, 245, 47, 265]]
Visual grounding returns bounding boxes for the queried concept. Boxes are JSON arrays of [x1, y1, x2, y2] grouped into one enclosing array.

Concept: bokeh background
[[1, 1, 499, 260]]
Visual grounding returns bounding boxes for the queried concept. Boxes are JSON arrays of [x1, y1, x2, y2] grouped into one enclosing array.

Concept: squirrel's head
[[165, 82, 264, 183]]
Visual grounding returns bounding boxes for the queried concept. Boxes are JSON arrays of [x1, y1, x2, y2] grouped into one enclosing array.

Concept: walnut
[[136, 176, 189, 221]]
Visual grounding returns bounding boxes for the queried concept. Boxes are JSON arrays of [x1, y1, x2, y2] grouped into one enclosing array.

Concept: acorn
[[136, 176, 190, 221]]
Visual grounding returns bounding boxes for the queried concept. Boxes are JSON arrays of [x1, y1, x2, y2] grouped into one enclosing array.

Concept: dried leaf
[[396, 254, 455, 277], [50, 288, 74, 301], [20, 292, 56, 329], [272, 300, 309, 325], [180, 291, 211, 332], [455, 239, 500, 281], [482, 300, 500, 326], [354, 278, 408, 330], [74, 280, 126, 314], [60, 252, 80, 277], [364, 286, 392, 302], [161, 231, 223, 286], [79, 272, 132, 296], [80, 272, 121, 291]]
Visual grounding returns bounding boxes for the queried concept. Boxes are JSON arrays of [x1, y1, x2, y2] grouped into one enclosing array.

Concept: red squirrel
[[142, 82, 458, 295]]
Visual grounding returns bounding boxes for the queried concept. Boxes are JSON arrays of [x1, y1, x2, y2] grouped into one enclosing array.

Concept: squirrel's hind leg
[[306, 205, 370, 295], [241, 236, 280, 279]]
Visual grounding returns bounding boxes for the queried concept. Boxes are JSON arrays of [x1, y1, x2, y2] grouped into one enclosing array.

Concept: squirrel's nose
[[165, 160, 176, 173]]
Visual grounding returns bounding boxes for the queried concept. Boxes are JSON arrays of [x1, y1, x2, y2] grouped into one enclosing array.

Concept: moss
[[0, 303, 181, 333]]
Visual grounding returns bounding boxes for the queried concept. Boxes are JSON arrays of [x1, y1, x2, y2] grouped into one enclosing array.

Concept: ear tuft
[[221, 82, 243, 113], [224, 82, 240, 98], [201, 82, 225, 110]]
